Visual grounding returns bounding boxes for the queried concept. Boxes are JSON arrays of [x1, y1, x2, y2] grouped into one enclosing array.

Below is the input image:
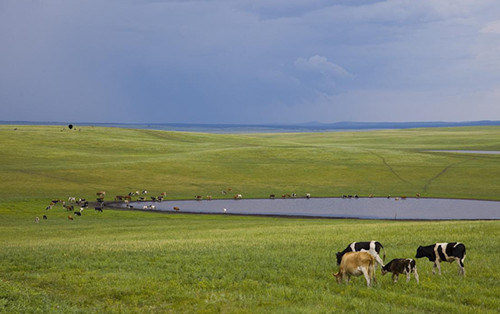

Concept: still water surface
[[125, 197, 500, 220]]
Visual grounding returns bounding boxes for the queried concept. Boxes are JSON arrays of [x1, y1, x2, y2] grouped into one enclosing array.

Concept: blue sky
[[1, 0, 500, 124]]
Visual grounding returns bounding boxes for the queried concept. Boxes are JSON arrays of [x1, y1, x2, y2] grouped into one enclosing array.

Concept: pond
[[121, 197, 500, 220], [426, 150, 500, 155]]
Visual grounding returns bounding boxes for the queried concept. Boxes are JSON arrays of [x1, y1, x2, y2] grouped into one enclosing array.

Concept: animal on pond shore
[[115, 195, 131, 201], [415, 242, 466, 276], [336, 241, 386, 268], [333, 251, 376, 287], [234, 194, 242, 199], [381, 258, 419, 283]]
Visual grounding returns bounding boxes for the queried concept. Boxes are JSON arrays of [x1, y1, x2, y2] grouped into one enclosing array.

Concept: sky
[[1, 0, 500, 124]]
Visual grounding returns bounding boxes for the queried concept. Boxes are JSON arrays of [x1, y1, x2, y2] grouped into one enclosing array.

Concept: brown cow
[[333, 252, 376, 287], [381, 258, 419, 283]]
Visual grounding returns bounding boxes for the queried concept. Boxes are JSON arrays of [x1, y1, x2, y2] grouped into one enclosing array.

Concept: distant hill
[[2, 120, 500, 133], [296, 120, 500, 130]]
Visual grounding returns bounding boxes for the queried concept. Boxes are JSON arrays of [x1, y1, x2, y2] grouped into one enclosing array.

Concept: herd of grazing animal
[[333, 241, 466, 287], [39, 193, 106, 222]]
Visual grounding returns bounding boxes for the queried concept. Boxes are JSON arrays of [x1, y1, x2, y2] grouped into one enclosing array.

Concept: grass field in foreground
[[1, 202, 499, 313], [0, 125, 499, 312]]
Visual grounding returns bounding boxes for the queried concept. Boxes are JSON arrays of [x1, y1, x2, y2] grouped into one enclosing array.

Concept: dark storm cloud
[[1, 0, 500, 124]]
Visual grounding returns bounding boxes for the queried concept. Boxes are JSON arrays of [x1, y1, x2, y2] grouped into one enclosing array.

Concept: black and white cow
[[381, 258, 419, 283], [336, 241, 386, 268], [415, 242, 466, 276]]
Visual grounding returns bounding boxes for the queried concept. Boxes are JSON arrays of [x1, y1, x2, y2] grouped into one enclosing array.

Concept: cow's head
[[415, 246, 424, 258], [381, 265, 389, 276], [332, 272, 342, 284], [335, 252, 343, 265]]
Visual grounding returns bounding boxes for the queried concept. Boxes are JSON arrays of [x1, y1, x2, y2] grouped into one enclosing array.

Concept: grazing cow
[[173, 206, 180, 211], [68, 215, 73, 220], [43, 215, 47, 220], [234, 194, 242, 199], [381, 258, 419, 283], [68, 197, 76, 202], [64, 205, 74, 212], [46, 205, 53, 210], [142, 190, 148, 195], [306, 193, 311, 199], [333, 252, 376, 287], [160, 192, 167, 196], [96, 191, 106, 197], [223, 208, 227, 214], [416, 193, 421, 198], [35, 217, 40, 223], [74, 211, 81, 216], [115, 195, 131, 201], [95, 207, 103, 212], [195, 195, 202, 200], [269, 194, 275, 199], [336, 241, 386, 268], [415, 242, 466, 276]]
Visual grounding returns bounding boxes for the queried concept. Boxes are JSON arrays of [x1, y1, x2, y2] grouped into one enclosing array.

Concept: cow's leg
[[413, 267, 419, 284], [433, 261, 441, 275], [406, 270, 411, 283], [361, 267, 371, 287], [457, 257, 465, 276], [392, 273, 398, 283]]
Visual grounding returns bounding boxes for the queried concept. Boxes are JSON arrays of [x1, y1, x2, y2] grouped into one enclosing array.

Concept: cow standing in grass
[[336, 241, 386, 268], [415, 242, 466, 276], [381, 258, 419, 283], [333, 252, 376, 287]]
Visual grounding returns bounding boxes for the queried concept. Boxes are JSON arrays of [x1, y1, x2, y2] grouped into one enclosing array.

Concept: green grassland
[[1, 125, 499, 313]]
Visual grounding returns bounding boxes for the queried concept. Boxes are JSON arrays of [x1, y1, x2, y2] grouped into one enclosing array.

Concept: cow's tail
[[379, 242, 386, 262]]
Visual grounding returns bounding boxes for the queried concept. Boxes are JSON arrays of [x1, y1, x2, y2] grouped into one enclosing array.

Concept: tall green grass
[[1, 125, 499, 313]]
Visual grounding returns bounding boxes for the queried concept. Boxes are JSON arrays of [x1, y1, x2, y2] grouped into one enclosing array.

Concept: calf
[[415, 242, 466, 276], [336, 241, 386, 268], [333, 252, 376, 287], [381, 258, 419, 283]]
